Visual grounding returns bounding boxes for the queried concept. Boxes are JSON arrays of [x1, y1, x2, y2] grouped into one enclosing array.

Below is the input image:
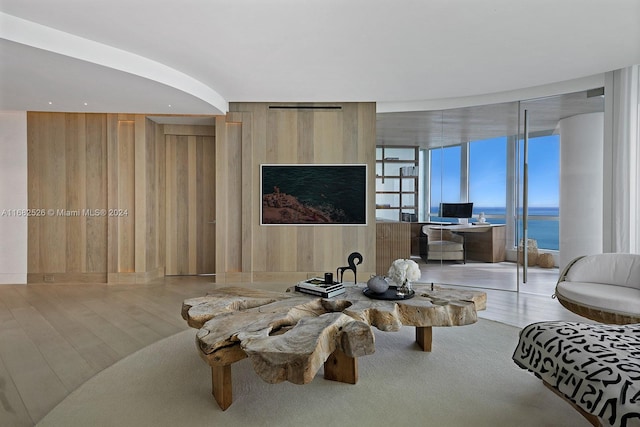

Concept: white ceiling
[[1, 0, 639, 117], [377, 89, 606, 147]]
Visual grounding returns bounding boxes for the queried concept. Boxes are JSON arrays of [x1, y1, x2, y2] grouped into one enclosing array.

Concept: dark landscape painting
[[261, 164, 367, 225]]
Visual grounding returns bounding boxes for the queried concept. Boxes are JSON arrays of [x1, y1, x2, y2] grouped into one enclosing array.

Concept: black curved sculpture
[[336, 252, 363, 284]]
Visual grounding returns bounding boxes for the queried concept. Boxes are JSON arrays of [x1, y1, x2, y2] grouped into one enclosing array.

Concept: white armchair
[[554, 253, 640, 324], [420, 226, 465, 263]]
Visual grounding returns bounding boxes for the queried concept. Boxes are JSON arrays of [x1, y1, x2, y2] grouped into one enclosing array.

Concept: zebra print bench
[[513, 321, 640, 427]]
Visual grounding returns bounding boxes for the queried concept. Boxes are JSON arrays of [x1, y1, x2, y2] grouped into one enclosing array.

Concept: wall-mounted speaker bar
[[586, 87, 605, 98]]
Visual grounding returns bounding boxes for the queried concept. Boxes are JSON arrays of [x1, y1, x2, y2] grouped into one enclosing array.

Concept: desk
[[426, 224, 506, 263]]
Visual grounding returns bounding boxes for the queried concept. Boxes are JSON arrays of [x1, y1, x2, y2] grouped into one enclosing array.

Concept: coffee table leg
[[211, 364, 233, 410], [416, 326, 433, 352], [324, 348, 358, 384]]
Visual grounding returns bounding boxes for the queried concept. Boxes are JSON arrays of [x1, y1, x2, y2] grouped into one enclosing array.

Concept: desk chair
[[420, 226, 465, 263]]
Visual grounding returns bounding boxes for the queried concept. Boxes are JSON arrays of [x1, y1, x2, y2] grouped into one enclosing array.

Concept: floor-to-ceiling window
[[426, 134, 560, 250], [469, 137, 507, 226], [376, 87, 604, 294], [429, 145, 462, 221], [421, 131, 558, 293]]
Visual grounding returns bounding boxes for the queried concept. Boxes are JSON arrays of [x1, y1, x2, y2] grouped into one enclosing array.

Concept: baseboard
[[108, 268, 165, 284], [27, 272, 108, 284]]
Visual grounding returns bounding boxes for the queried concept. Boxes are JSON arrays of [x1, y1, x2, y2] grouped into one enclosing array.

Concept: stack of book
[[295, 277, 345, 298]]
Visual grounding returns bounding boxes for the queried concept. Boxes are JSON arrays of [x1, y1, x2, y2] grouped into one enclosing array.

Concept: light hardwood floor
[[0, 261, 586, 426]]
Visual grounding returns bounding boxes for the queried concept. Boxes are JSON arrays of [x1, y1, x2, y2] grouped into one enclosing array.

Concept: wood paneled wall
[[219, 103, 377, 282], [27, 104, 375, 284], [28, 113, 108, 283], [27, 113, 167, 283]]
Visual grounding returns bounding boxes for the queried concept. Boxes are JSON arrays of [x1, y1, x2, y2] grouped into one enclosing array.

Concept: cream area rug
[[37, 319, 587, 427]]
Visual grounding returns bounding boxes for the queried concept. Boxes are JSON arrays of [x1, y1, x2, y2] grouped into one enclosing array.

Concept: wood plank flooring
[[0, 262, 586, 426]]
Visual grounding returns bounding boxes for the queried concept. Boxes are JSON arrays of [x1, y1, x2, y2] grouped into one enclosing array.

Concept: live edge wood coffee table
[[181, 283, 486, 410]]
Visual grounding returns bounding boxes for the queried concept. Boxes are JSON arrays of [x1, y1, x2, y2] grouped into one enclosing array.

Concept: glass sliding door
[[376, 88, 603, 294], [429, 144, 462, 220], [516, 100, 562, 292], [422, 104, 519, 291], [516, 90, 603, 294]]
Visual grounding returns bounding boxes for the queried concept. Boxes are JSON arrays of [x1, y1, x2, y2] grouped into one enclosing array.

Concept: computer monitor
[[439, 202, 473, 219]]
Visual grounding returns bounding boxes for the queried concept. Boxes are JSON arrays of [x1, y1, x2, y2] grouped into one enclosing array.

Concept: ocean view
[[430, 206, 559, 250]]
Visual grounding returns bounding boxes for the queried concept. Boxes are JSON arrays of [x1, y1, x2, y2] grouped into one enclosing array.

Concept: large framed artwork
[[261, 164, 367, 225]]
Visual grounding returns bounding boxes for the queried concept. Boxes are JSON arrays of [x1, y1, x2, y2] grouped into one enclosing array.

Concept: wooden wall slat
[[106, 114, 119, 276], [226, 125, 242, 272], [196, 134, 215, 275], [134, 115, 146, 273], [44, 113, 67, 272], [188, 136, 198, 273], [27, 112, 42, 274], [155, 122, 166, 273], [164, 135, 177, 274], [85, 114, 108, 273], [234, 112, 252, 274], [65, 113, 84, 272], [117, 121, 135, 273], [214, 116, 229, 275], [376, 222, 411, 275], [203, 135, 216, 273], [144, 120, 158, 271]]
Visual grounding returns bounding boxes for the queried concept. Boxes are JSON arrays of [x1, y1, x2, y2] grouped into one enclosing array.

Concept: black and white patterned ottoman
[[513, 321, 640, 427]]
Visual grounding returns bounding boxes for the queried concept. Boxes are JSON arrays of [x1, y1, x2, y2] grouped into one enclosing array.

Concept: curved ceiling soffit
[[0, 12, 228, 115]]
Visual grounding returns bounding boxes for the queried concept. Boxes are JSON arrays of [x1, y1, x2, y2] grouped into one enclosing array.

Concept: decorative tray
[[363, 286, 415, 300]]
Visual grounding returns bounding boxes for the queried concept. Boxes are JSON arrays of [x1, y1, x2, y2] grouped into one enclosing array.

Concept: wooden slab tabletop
[[181, 284, 485, 386]]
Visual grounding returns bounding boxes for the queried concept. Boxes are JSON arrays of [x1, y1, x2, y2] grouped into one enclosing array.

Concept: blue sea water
[[430, 206, 559, 250]]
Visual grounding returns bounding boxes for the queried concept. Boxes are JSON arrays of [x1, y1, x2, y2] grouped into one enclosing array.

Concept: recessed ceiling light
[[48, 101, 53, 105], [168, 104, 172, 108], [83, 102, 88, 106]]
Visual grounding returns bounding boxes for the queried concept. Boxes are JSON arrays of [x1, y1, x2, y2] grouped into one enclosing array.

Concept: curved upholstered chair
[[420, 226, 465, 263], [554, 253, 640, 324]]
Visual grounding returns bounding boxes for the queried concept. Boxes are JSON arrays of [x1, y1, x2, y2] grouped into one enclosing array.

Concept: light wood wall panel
[[164, 133, 216, 275], [27, 113, 171, 283], [221, 103, 377, 282], [196, 134, 216, 273], [225, 123, 242, 271], [85, 115, 108, 272], [115, 120, 135, 272], [376, 222, 411, 275], [134, 115, 147, 273], [28, 105, 375, 284], [144, 119, 165, 273], [27, 112, 108, 282]]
